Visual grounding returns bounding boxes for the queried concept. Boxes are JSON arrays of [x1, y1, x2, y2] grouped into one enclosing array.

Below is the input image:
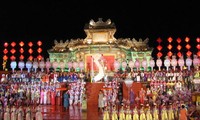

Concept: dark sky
[[0, 1, 200, 69]]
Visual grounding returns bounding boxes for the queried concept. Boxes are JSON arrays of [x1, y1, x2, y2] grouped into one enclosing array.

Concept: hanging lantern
[[37, 40, 42, 46], [177, 52, 182, 58], [39, 58, 45, 72], [167, 44, 173, 50], [186, 51, 192, 57], [11, 42, 16, 47], [178, 56, 184, 71], [72, 62, 78, 69], [33, 58, 39, 73], [185, 37, 190, 42], [10, 55, 16, 61], [168, 37, 173, 43], [171, 55, 177, 71], [45, 58, 51, 73], [193, 55, 199, 70], [3, 49, 8, 54], [167, 51, 173, 57], [157, 52, 163, 58], [134, 58, 140, 71], [10, 49, 16, 54], [19, 41, 24, 47], [19, 55, 24, 60], [156, 57, 162, 71], [19, 48, 24, 54], [79, 61, 85, 71], [157, 45, 162, 51], [28, 42, 33, 47], [4, 42, 9, 47], [186, 56, 192, 71], [28, 48, 33, 54], [18, 60, 25, 72], [114, 60, 120, 72], [142, 58, 147, 71], [26, 59, 32, 73], [177, 45, 182, 51], [10, 60, 17, 73], [185, 44, 191, 50], [128, 60, 134, 72], [28, 56, 33, 61], [149, 58, 155, 71], [3, 55, 8, 61], [37, 55, 43, 61], [164, 56, 170, 71], [37, 48, 42, 53]]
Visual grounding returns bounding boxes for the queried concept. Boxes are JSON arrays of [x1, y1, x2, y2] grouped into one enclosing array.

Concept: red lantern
[[10, 49, 16, 54], [167, 44, 173, 50], [177, 52, 182, 58], [177, 45, 182, 50], [19, 48, 24, 53], [186, 51, 192, 57], [28, 48, 33, 54], [167, 51, 173, 57], [196, 44, 200, 50], [197, 51, 200, 57], [37, 40, 42, 46], [185, 44, 191, 50], [168, 37, 173, 43], [37, 48, 42, 53], [4, 42, 9, 47], [157, 52, 163, 58], [157, 45, 162, 51], [185, 37, 190, 42], [19, 55, 24, 60], [28, 56, 33, 61], [10, 55, 16, 61], [3, 55, 8, 60], [176, 38, 181, 43], [37, 55, 43, 60], [19, 41, 24, 47], [196, 37, 200, 43], [3, 49, 8, 54], [157, 38, 162, 43], [11, 42, 16, 47], [28, 42, 33, 47]]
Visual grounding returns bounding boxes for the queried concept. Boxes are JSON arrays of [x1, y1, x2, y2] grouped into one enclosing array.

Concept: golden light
[[19, 41, 24, 47], [185, 37, 190, 42]]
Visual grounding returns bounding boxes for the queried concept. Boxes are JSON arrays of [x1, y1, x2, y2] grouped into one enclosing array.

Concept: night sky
[[0, 1, 200, 70]]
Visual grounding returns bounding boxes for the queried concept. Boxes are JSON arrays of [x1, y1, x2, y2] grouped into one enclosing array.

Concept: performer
[[0, 104, 3, 120], [130, 89, 135, 105], [139, 105, 146, 120], [11, 105, 17, 120], [133, 106, 139, 120], [63, 91, 69, 111], [17, 106, 24, 120], [4, 106, 10, 120], [139, 88, 146, 104], [98, 90, 104, 112], [51, 89, 56, 105], [40, 89, 44, 105], [168, 103, 175, 120], [103, 106, 110, 120], [119, 105, 125, 120], [179, 104, 188, 120], [25, 106, 32, 120], [161, 105, 168, 120], [35, 105, 43, 120], [111, 105, 118, 120], [146, 104, 152, 120], [43, 89, 47, 105], [125, 105, 132, 120], [152, 103, 159, 120]]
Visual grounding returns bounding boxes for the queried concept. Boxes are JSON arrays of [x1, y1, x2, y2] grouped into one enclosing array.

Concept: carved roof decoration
[[84, 18, 116, 29]]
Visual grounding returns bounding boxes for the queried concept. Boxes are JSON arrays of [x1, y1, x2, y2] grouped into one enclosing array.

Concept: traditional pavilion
[[47, 18, 153, 76]]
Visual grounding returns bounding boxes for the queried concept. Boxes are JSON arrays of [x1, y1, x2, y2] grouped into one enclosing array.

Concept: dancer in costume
[[103, 106, 110, 120], [125, 105, 132, 120], [152, 103, 159, 120], [133, 106, 139, 120], [161, 105, 168, 120], [146, 104, 152, 120], [119, 105, 125, 120], [168, 103, 175, 120], [139, 105, 146, 120], [112, 105, 118, 120]]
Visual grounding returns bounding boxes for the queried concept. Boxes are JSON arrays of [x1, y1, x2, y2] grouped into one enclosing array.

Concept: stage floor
[[41, 105, 102, 120]]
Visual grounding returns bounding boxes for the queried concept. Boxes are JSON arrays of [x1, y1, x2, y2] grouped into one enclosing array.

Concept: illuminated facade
[[47, 18, 153, 73]]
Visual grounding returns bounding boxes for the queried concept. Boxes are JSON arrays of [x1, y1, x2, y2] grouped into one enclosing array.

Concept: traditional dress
[[133, 108, 139, 120], [51, 90, 56, 105], [103, 107, 110, 120], [146, 109, 152, 120], [152, 106, 159, 120], [161, 107, 168, 120], [98, 91, 104, 111], [125, 106, 132, 120], [179, 107, 188, 120], [112, 106, 118, 120], [139, 108, 146, 120], [63, 91, 69, 110], [4, 106, 10, 120], [168, 105, 174, 120], [35, 106, 43, 120], [11, 106, 17, 120], [139, 88, 146, 104], [25, 106, 32, 120], [119, 106, 125, 120], [17, 106, 24, 120]]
